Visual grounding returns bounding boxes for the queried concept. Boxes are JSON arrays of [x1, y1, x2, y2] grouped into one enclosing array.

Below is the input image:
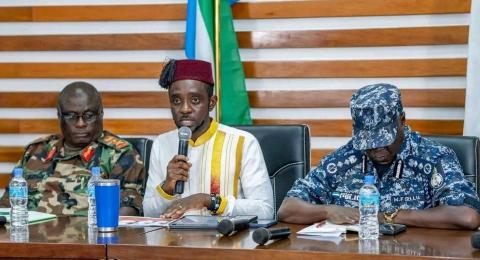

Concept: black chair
[[124, 137, 153, 191], [427, 135, 480, 195], [235, 125, 311, 215]]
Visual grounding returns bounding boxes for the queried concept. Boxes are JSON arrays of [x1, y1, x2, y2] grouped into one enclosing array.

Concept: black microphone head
[[472, 232, 480, 249], [217, 219, 235, 236], [252, 227, 269, 245], [0, 216, 6, 226], [178, 126, 192, 141]]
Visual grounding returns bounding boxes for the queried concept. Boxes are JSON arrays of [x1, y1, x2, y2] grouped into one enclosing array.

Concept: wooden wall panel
[[0, 7, 31, 21], [0, 0, 470, 173], [0, 147, 24, 163], [32, 4, 186, 21], [256, 119, 464, 136], [232, 0, 471, 19], [243, 59, 467, 78], [0, 59, 466, 79], [0, 26, 468, 51], [0, 63, 165, 78], [312, 149, 335, 165], [0, 89, 465, 108], [0, 175, 11, 189], [0, 33, 184, 51], [249, 89, 465, 108], [239, 26, 468, 48], [0, 0, 470, 22]]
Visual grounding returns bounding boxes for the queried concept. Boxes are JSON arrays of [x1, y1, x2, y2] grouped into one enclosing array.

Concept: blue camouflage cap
[[350, 83, 404, 150]]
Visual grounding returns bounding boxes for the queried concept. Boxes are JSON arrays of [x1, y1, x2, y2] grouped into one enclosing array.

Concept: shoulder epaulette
[[99, 131, 130, 151], [321, 146, 362, 175], [26, 134, 59, 148]]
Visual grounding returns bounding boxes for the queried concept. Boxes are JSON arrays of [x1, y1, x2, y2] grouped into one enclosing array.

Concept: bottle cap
[[364, 175, 375, 184], [91, 167, 101, 176], [12, 168, 23, 177]]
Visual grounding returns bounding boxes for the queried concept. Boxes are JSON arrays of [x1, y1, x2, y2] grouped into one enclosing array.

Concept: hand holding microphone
[[174, 126, 192, 194], [163, 127, 192, 195]]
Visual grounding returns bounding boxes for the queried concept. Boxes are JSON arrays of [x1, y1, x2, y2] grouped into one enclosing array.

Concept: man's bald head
[[57, 81, 103, 111], [57, 81, 104, 148]]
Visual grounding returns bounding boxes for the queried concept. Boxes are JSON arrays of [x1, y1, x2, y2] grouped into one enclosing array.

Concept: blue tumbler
[[97, 231, 118, 244], [95, 179, 120, 232]]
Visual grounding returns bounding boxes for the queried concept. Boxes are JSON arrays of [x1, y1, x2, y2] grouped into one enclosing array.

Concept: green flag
[[185, 0, 252, 125]]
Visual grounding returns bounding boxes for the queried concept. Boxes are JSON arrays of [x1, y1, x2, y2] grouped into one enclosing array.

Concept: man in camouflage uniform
[[0, 82, 145, 216], [278, 83, 480, 229]]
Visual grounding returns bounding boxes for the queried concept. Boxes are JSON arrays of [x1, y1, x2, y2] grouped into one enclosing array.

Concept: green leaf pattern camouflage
[[0, 131, 145, 216]]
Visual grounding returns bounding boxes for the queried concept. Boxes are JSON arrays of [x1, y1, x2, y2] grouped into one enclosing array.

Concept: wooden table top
[[0, 216, 156, 259], [110, 222, 480, 260], [0, 217, 479, 259]]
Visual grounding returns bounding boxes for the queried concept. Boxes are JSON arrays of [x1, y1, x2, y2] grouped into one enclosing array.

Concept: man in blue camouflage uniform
[[278, 83, 480, 229]]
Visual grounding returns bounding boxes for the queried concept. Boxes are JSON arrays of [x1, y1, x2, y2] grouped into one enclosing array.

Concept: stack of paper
[[119, 216, 172, 227], [297, 221, 359, 237], [0, 208, 56, 224]]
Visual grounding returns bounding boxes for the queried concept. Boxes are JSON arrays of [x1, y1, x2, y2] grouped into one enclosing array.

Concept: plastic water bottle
[[358, 175, 380, 239], [88, 167, 102, 227], [9, 168, 28, 229]]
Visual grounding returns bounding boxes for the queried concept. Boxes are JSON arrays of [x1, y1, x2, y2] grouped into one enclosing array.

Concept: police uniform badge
[[430, 167, 444, 189], [423, 163, 432, 175], [326, 163, 337, 174]]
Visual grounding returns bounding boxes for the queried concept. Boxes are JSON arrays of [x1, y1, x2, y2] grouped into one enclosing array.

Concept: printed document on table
[[0, 208, 56, 224], [297, 221, 359, 237], [119, 216, 173, 227]]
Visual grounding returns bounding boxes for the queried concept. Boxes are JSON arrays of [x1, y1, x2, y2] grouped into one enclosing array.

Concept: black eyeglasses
[[59, 111, 102, 124]]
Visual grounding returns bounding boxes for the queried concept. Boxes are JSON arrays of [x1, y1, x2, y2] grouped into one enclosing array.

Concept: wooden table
[[0, 216, 157, 259], [1, 217, 480, 259], [109, 223, 480, 260]]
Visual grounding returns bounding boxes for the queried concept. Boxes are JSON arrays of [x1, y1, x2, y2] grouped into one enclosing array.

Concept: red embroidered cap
[[173, 59, 214, 85]]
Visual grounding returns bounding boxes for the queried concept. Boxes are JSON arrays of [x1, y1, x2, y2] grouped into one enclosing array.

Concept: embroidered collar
[[188, 119, 218, 147]]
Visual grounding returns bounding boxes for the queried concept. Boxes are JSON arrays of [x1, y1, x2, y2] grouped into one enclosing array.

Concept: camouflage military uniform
[[0, 131, 145, 216], [287, 83, 480, 213]]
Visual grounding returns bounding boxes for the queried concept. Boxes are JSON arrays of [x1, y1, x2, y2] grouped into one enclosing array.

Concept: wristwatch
[[384, 209, 399, 224], [207, 193, 222, 214]]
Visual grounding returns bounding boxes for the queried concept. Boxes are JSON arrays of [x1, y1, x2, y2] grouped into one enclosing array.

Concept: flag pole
[[214, 0, 221, 122]]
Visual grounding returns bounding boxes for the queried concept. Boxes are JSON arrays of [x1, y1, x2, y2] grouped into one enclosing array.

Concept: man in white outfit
[[143, 59, 274, 219]]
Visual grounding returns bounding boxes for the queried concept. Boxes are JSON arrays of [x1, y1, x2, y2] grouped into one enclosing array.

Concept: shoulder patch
[[27, 134, 59, 147]]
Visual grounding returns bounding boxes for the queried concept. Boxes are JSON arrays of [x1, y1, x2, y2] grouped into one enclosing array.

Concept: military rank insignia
[[81, 146, 95, 162], [103, 135, 128, 149], [44, 146, 57, 162]]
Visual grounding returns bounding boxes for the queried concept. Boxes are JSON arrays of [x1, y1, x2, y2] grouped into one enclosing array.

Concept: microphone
[[471, 231, 480, 249], [0, 216, 6, 226], [252, 227, 291, 245], [174, 126, 192, 194], [217, 218, 251, 236]]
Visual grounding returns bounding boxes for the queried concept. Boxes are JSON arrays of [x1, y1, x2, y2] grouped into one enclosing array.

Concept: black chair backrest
[[235, 125, 311, 214], [426, 135, 480, 195], [124, 137, 153, 191]]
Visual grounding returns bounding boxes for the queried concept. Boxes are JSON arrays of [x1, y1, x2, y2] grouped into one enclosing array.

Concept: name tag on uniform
[[391, 195, 424, 203], [332, 192, 359, 202]]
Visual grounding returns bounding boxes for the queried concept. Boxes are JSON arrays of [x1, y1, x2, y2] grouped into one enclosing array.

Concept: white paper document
[[297, 221, 359, 237], [0, 208, 57, 224], [119, 216, 172, 227]]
